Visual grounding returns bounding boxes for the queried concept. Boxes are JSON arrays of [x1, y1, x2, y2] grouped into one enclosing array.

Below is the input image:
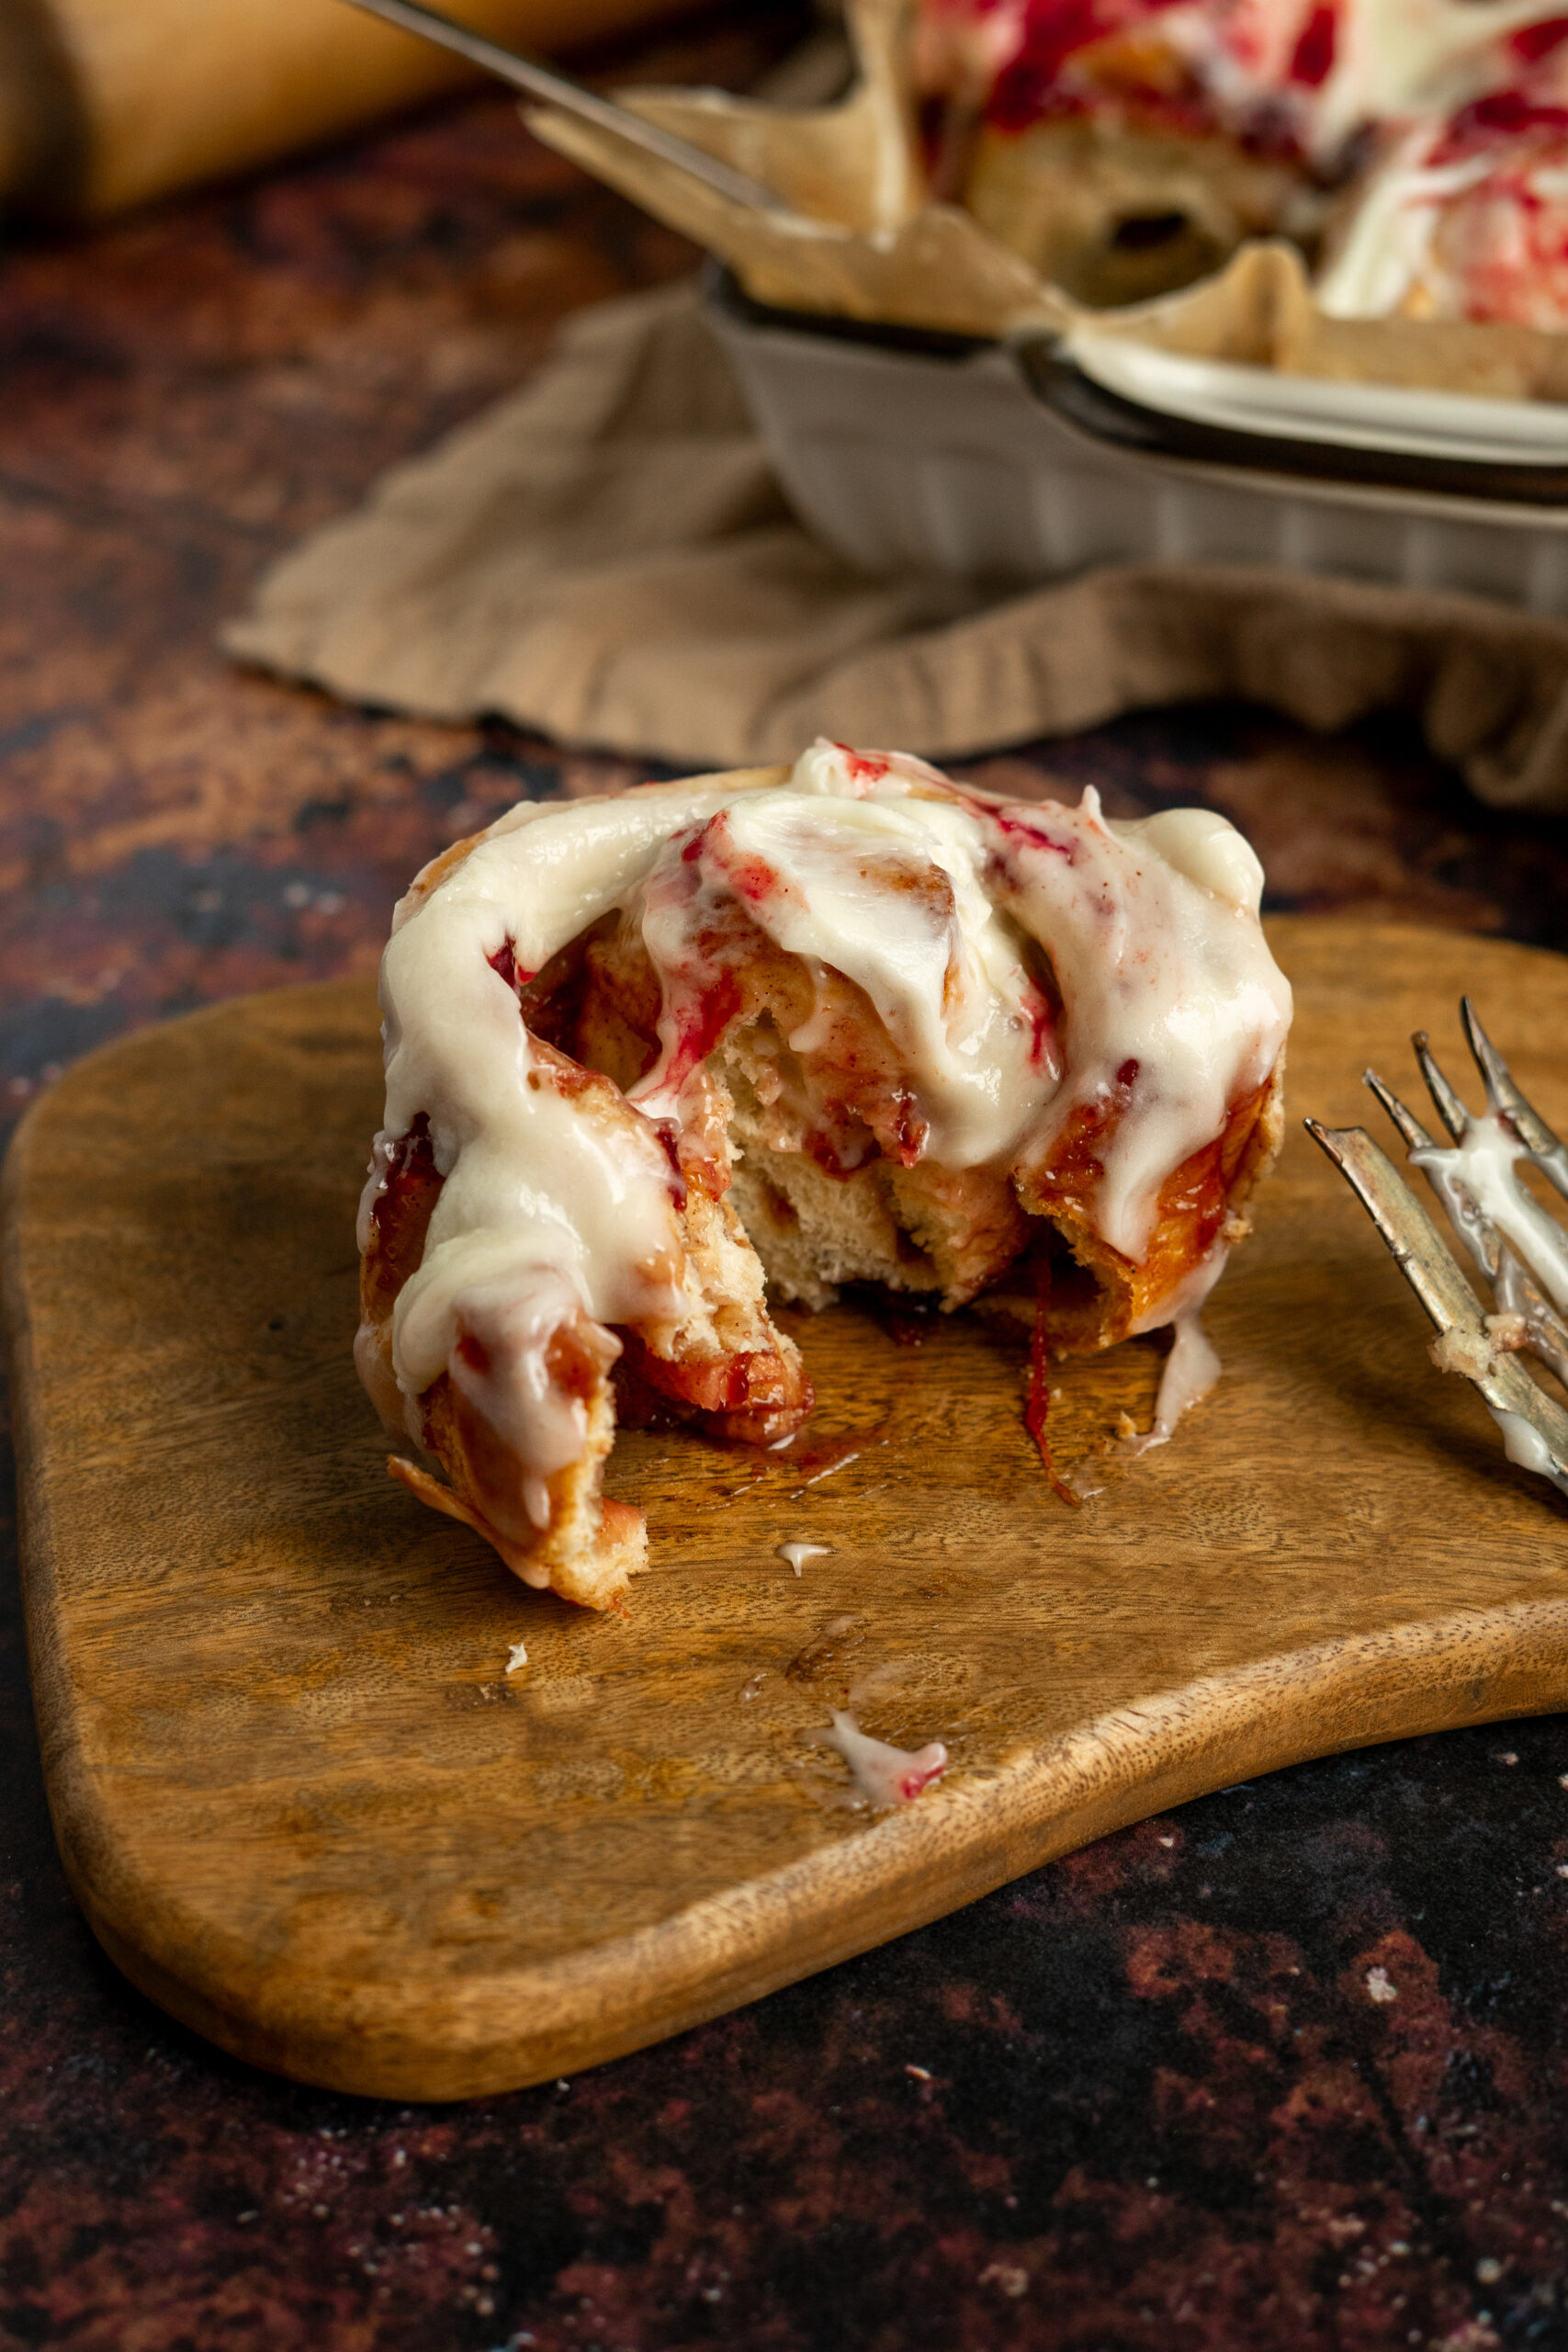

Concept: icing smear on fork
[[1318, 1012, 1568, 1509], [1414, 1105, 1568, 1317], [1394, 1014, 1568, 1498], [1425, 1314, 1568, 1486], [1488, 1406, 1568, 1493]]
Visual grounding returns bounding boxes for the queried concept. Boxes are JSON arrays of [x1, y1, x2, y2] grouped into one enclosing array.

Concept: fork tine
[[1494, 1243, 1568, 1390], [1363, 1067, 1436, 1153], [1306, 1118, 1568, 1499], [1461, 997, 1568, 1201], [1461, 997, 1515, 1111], [1368, 1063, 1501, 1286], [1306, 1120, 1484, 1330], [1412, 1030, 1469, 1142]]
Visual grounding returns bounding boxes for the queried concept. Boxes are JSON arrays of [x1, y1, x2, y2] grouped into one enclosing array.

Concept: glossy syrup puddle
[[626, 1297, 1193, 1550]]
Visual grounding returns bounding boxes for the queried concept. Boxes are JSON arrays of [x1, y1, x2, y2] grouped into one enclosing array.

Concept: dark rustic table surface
[[6, 10, 1568, 2349]]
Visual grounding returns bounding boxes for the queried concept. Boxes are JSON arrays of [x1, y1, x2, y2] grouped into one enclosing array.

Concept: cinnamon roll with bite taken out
[[357, 742, 1292, 1610]]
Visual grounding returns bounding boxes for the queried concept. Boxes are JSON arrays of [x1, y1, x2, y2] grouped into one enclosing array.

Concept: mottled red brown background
[[4, 9, 1568, 2347]]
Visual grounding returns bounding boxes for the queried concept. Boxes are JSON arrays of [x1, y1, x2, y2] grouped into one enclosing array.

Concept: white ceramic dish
[[705, 274, 1568, 615], [1058, 334, 1568, 471]]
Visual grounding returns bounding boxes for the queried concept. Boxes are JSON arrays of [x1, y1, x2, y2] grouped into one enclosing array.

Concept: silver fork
[[1307, 1001, 1568, 1503]]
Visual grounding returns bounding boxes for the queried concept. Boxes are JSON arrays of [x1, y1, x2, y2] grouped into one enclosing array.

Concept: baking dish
[[705, 268, 1568, 615]]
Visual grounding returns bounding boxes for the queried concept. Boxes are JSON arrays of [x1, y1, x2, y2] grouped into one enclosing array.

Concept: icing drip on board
[[779, 1541, 833, 1576], [1122, 1309, 1225, 1456], [1121, 1243, 1229, 1455], [826, 1712, 950, 1807]]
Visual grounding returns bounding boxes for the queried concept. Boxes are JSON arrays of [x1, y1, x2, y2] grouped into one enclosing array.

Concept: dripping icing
[[1121, 1245, 1229, 1456], [779, 1541, 833, 1576], [826, 1711, 950, 1807]]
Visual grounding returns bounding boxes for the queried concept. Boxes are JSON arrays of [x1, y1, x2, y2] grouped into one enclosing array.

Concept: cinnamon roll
[[357, 742, 1292, 1608]]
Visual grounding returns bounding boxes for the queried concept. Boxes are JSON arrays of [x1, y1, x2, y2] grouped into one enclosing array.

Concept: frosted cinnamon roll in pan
[[916, 0, 1568, 318], [357, 742, 1292, 1610], [1319, 76, 1568, 327]]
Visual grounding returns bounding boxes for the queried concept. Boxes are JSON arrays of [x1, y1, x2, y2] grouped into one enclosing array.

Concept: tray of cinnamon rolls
[[526, 0, 1568, 605], [914, 0, 1568, 334]]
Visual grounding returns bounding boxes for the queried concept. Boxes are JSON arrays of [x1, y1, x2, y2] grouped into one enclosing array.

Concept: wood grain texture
[[7, 913, 1568, 2102]]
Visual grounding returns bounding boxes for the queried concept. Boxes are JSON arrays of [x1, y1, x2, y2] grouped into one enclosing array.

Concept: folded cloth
[[225, 279, 1568, 810]]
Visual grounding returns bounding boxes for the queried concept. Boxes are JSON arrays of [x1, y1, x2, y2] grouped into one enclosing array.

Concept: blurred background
[[6, 9, 1568, 2352]]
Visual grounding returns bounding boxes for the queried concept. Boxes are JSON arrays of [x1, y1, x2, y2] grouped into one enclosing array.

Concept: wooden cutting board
[[8, 916, 1568, 2101]]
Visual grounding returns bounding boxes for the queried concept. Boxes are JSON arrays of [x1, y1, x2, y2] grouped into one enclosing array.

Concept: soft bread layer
[[721, 1023, 1286, 1348], [717, 1023, 1033, 1313]]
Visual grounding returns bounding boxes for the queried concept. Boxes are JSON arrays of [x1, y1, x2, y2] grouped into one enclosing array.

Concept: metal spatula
[[337, 0, 791, 214]]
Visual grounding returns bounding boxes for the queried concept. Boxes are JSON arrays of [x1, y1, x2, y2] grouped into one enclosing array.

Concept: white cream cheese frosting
[[362, 741, 1292, 1447], [920, 0, 1562, 164], [1317, 97, 1568, 324], [920, 0, 1568, 323]]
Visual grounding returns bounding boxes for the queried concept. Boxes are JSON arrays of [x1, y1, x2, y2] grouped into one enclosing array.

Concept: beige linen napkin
[[225, 280, 1568, 810]]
